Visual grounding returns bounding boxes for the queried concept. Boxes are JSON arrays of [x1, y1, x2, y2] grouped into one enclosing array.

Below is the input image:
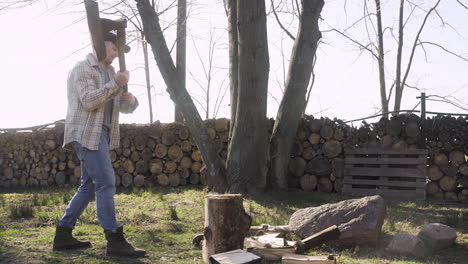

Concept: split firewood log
[[426, 181, 441, 196], [141, 148, 153, 161], [191, 161, 202, 174], [323, 140, 342, 158], [309, 119, 322, 133], [134, 135, 146, 151], [168, 144, 183, 161], [162, 130, 176, 146], [122, 173, 133, 187], [157, 173, 169, 186], [405, 121, 420, 138], [164, 161, 177, 174], [135, 160, 148, 174], [180, 156, 193, 169], [302, 147, 317, 160], [317, 177, 333, 193], [178, 127, 190, 140], [169, 172, 180, 186], [428, 165, 443, 181], [308, 134, 321, 145], [320, 125, 334, 140], [434, 153, 449, 166], [207, 127, 217, 140], [214, 118, 229, 132], [189, 173, 200, 185], [459, 163, 468, 176], [449, 150, 465, 166], [180, 140, 193, 152], [123, 159, 135, 174], [149, 159, 163, 174], [134, 174, 145, 188], [155, 144, 168, 158], [191, 150, 202, 162], [300, 174, 317, 192], [289, 157, 306, 177], [439, 176, 457, 192], [178, 168, 190, 179]]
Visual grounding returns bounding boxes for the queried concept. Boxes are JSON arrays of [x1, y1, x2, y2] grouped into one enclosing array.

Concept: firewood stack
[[287, 116, 350, 194], [287, 114, 467, 201], [424, 115, 468, 201], [0, 114, 466, 201]]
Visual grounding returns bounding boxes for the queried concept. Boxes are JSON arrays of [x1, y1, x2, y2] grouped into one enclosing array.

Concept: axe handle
[[117, 28, 128, 92]]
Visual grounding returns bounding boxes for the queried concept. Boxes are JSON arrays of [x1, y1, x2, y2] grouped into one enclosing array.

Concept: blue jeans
[[59, 128, 119, 233]]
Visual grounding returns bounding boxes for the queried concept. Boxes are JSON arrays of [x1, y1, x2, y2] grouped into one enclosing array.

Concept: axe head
[[84, 0, 106, 61]]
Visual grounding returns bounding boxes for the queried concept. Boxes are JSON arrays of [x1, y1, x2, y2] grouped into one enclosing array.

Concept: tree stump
[[202, 194, 252, 263]]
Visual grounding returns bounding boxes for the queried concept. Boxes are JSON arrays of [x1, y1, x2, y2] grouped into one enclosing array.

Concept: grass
[[0, 186, 467, 264]]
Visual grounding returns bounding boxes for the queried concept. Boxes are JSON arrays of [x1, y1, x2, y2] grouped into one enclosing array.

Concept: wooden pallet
[[343, 148, 427, 200]]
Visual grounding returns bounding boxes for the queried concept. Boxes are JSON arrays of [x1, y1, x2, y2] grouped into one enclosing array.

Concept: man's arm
[[72, 65, 128, 111]]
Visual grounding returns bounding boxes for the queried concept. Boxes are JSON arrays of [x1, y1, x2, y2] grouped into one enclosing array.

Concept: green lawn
[[0, 186, 467, 264]]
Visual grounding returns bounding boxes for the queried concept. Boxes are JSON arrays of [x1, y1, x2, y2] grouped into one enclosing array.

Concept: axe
[[84, 0, 129, 92]]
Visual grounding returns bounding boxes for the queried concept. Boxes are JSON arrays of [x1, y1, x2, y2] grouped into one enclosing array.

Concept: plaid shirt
[[63, 53, 138, 151]]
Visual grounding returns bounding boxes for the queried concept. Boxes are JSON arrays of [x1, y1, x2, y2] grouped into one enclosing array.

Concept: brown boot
[[53, 225, 92, 251], [104, 226, 146, 257]]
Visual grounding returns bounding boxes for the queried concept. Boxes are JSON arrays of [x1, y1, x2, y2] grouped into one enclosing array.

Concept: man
[[53, 31, 145, 257]]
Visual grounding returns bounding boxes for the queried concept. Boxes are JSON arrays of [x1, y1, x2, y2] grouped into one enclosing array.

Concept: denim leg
[[81, 129, 119, 232], [59, 144, 96, 229]]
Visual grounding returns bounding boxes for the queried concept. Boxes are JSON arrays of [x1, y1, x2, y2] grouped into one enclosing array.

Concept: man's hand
[[120, 92, 136, 105], [115, 70, 130, 88]]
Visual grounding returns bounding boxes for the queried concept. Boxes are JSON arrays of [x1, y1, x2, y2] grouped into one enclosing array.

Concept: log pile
[[286, 114, 467, 201], [0, 114, 467, 201], [423, 115, 468, 201]]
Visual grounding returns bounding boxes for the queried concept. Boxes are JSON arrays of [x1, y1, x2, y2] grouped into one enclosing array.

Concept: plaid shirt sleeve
[[72, 64, 122, 111]]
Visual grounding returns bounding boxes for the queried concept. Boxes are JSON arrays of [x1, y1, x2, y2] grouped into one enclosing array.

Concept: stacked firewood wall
[[0, 115, 466, 200], [287, 114, 467, 201], [424, 116, 468, 201]]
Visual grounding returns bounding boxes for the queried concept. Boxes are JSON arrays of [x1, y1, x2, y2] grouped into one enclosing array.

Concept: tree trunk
[[374, 0, 388, 117], [226, 0, 270, 193], [202, 194, 251, 263], [393, 0, 404, 114], [227, 0, 238, 140], [269, 0, 324, 189], [175, 0, 187, 123], [142, 39, 154, 123], [136, 0, 227, 192]]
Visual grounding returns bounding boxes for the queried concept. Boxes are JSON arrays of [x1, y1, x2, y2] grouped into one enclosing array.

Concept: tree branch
[[325, 28, 379, 59], [270, 0, 295, 41], [418, 41, 468, 62]]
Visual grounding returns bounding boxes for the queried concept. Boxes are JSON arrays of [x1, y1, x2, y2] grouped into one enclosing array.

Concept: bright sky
[[1, 0, 467, 129]]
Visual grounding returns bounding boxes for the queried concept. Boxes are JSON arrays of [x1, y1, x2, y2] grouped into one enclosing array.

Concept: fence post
[[417, 92, 426, 146]]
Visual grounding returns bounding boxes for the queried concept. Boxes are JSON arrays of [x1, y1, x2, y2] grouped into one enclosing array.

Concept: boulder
[[386, 232, 428, 257], [418, 223, 457, 250], [289, 195, 385, 245]]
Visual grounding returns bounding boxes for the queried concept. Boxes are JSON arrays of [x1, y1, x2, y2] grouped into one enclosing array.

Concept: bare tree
[[0, 0, 40, 11], [188, 30, 228, 120], [327, 0, 468, 115], [174, 0, 186, 123], [136, 0, 324, 192]]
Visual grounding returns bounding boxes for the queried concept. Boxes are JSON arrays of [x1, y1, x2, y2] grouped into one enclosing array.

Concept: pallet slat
[[343, 178, 426, 188], [345, 148, 428, 155], [344, 167, 426, 178], [343, 148, 427, 200], [342, 188, 426, 200], [345, 157, 426, 165]]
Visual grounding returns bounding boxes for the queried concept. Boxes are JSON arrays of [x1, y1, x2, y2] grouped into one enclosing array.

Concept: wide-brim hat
[[103, 32, 130, 53]]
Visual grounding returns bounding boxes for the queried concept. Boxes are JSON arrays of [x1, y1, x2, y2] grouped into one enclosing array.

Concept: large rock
[[386, 232, 428, 257], [289, 195, 385, 245], [418, 223, 457, 250]]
